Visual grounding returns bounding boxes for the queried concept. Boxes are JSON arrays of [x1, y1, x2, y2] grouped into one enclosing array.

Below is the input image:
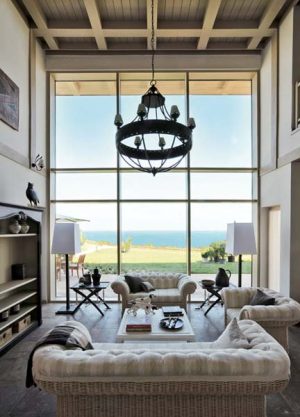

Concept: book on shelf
[[161, 306, 184, 316]]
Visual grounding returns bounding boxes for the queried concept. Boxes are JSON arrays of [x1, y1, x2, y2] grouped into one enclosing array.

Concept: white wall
[[260, 37, 277, 173], [0, 0, 48, 300], [278, 7, 300, 162], [0, 0, 29, 162], [260, 165, 291, 296]]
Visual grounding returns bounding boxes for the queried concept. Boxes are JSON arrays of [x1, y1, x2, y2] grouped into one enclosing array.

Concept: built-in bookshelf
[[0, 203, 43, 355]]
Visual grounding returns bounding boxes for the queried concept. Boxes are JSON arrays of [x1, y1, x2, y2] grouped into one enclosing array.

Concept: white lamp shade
[[226, 222, 257, 255], [51, 223, 81, 254]]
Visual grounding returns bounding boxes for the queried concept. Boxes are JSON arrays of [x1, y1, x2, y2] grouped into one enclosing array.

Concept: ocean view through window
[[51, 73, 257, 301]]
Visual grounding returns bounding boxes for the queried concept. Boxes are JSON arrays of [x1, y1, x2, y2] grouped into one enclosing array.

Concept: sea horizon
[[84, 230, 226, 248]]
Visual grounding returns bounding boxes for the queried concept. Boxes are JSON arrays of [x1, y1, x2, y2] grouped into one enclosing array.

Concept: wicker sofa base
[[37, 379, 287, 417], [57, 394, 266, 417]]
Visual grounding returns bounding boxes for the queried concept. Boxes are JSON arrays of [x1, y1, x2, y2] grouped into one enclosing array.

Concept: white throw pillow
[[213, 317, 251, 349]]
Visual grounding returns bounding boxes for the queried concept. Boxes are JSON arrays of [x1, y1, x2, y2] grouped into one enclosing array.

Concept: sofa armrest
[[111, 276, 130, 296], [177, 276, 197, 295], [221, 287, 256, 308], [239, 302, 300, 323]]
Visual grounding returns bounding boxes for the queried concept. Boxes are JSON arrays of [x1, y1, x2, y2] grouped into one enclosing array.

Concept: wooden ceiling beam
[[23, 0, 58, 49], [197, 0, 222, 49], [35, 27, 275, 39], [147, 0, 158, 49], [83, 0, 107, 49], [247, 0, 286, 49]]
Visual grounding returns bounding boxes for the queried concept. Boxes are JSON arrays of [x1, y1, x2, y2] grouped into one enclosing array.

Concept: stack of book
[[162, 306, 184, 317], [126, 316, 152, 332]]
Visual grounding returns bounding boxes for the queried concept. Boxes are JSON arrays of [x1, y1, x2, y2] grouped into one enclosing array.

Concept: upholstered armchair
[[111, 272, 197, 312], [221, 287, 300, 350]]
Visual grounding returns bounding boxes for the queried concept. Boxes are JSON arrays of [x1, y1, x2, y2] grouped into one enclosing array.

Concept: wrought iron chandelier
[[114, 1, 195, 176]]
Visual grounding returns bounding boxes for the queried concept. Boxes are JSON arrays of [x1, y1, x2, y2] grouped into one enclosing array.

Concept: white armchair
[[111, 272, 197, 312], [221, 287, 300, 350]]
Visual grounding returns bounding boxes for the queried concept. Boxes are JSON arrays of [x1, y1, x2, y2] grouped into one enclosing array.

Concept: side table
[[71, 282, 111, 316], [197, 282, 235, 316]]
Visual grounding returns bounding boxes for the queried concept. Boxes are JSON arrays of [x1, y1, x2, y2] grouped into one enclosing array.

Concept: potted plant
[[227, 254, 235, 262]]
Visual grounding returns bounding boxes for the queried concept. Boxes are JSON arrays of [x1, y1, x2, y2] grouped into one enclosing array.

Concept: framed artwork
[[0, 69, 19, 130]]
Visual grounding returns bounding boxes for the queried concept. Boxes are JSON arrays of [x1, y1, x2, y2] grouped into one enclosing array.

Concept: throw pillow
[[250, 289, 276, 306], [213, 317, 251, 349], [141, 281, 155, 292], [125, 275, 145, 293]]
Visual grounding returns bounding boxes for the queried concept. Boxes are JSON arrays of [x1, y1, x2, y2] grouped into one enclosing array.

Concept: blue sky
[[55, 90, 253, 231]]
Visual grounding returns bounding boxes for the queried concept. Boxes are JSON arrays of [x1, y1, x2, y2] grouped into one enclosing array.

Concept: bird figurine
[[26, 182, 39, 207]]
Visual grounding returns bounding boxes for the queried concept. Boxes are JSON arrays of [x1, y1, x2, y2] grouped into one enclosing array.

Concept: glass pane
[[191, 173, 252, 200], [121, 203, 187, 273], [119, 76, 187, 169], [189, 81, 252, 167], [55, 81, 117, 168], [56, 173, 117, 200], [191, 203, 253, 295], [121, 171, 186, 199], [54, 203, 118, 300]]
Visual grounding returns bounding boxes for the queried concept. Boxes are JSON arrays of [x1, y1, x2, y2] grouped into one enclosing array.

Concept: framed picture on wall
[[0, 69, 19, 130]]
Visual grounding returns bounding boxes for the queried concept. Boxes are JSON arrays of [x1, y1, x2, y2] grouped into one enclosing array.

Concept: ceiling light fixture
[[114, 0, 195, 176]]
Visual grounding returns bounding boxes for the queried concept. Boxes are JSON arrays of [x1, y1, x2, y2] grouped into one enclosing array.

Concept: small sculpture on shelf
[[8, 217, 21, 234], [19, 212, 30, 234], [26, 182, 39, 207], [127, 294, 156, 316]]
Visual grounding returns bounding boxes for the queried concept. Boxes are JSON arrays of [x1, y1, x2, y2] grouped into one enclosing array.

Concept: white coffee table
[[116, 308, 195, 342]]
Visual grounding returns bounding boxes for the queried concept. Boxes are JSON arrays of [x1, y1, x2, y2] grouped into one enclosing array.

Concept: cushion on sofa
[[213, 317, 251, 349], [250, 289, 276, 306], [141, 281, 155, 292], [125, 275, 145, 293]]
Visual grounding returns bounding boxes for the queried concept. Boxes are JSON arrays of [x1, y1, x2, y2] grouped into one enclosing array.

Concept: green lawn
[[81, 243, 251, 274]]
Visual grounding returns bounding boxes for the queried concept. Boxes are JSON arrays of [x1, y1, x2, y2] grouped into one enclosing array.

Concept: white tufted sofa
[[32, 320, 290, 417], [222, 287, 300, 350], [111, 271, 197, 312]]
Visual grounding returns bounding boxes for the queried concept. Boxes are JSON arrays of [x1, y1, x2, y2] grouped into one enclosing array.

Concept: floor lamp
[[226, 222, 257, 287], [51, 222, 81, 314]]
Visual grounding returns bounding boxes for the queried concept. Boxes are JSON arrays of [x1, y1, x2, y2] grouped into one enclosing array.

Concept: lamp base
[[55, 304, 77, 315]]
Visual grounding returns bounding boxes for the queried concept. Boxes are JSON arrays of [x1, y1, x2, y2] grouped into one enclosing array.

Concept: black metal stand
[[238, 254, 242, 287], [56, 254, 77, 315]]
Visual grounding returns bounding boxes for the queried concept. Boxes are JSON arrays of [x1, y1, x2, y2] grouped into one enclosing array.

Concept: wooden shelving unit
[[0, 203, 43, 355]]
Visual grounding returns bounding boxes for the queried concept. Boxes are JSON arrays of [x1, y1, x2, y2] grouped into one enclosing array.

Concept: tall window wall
[[51, 73, 257, 300]]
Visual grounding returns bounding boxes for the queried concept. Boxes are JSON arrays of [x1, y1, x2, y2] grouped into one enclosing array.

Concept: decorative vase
[[92, 268, 101, 286], [20, 222, 30, 234], [9, 220, 21, 234], [215, 268, 231, 287], [83, 273, 92, 285]]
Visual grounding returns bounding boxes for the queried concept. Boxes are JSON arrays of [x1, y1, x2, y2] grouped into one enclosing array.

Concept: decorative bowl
[[201, 279, 215, 287], [160, 317, 184, 331]]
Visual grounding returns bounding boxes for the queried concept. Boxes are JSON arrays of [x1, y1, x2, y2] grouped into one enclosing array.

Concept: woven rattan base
[[57, 394, 266, 417]]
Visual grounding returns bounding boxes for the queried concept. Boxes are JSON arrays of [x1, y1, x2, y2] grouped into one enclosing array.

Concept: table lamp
[[51, 222, 81, 314], [226, 222, 257, 287]]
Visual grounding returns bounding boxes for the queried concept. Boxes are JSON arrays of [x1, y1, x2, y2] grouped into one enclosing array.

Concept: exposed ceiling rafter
[[83, 0, 107, 50], [197, 0, 222, 49], [23, 0, 58, 50], [247, 0, 286, 49]]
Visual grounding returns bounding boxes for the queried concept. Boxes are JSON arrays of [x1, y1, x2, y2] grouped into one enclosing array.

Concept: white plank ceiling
[[14, 0, 295, 52]]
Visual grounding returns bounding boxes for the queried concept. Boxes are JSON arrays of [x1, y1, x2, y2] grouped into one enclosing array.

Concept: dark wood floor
[[0, 302, 300, 417]]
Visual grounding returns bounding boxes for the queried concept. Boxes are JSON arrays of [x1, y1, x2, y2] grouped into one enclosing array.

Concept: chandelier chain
[[150, 0, 156, 85]]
